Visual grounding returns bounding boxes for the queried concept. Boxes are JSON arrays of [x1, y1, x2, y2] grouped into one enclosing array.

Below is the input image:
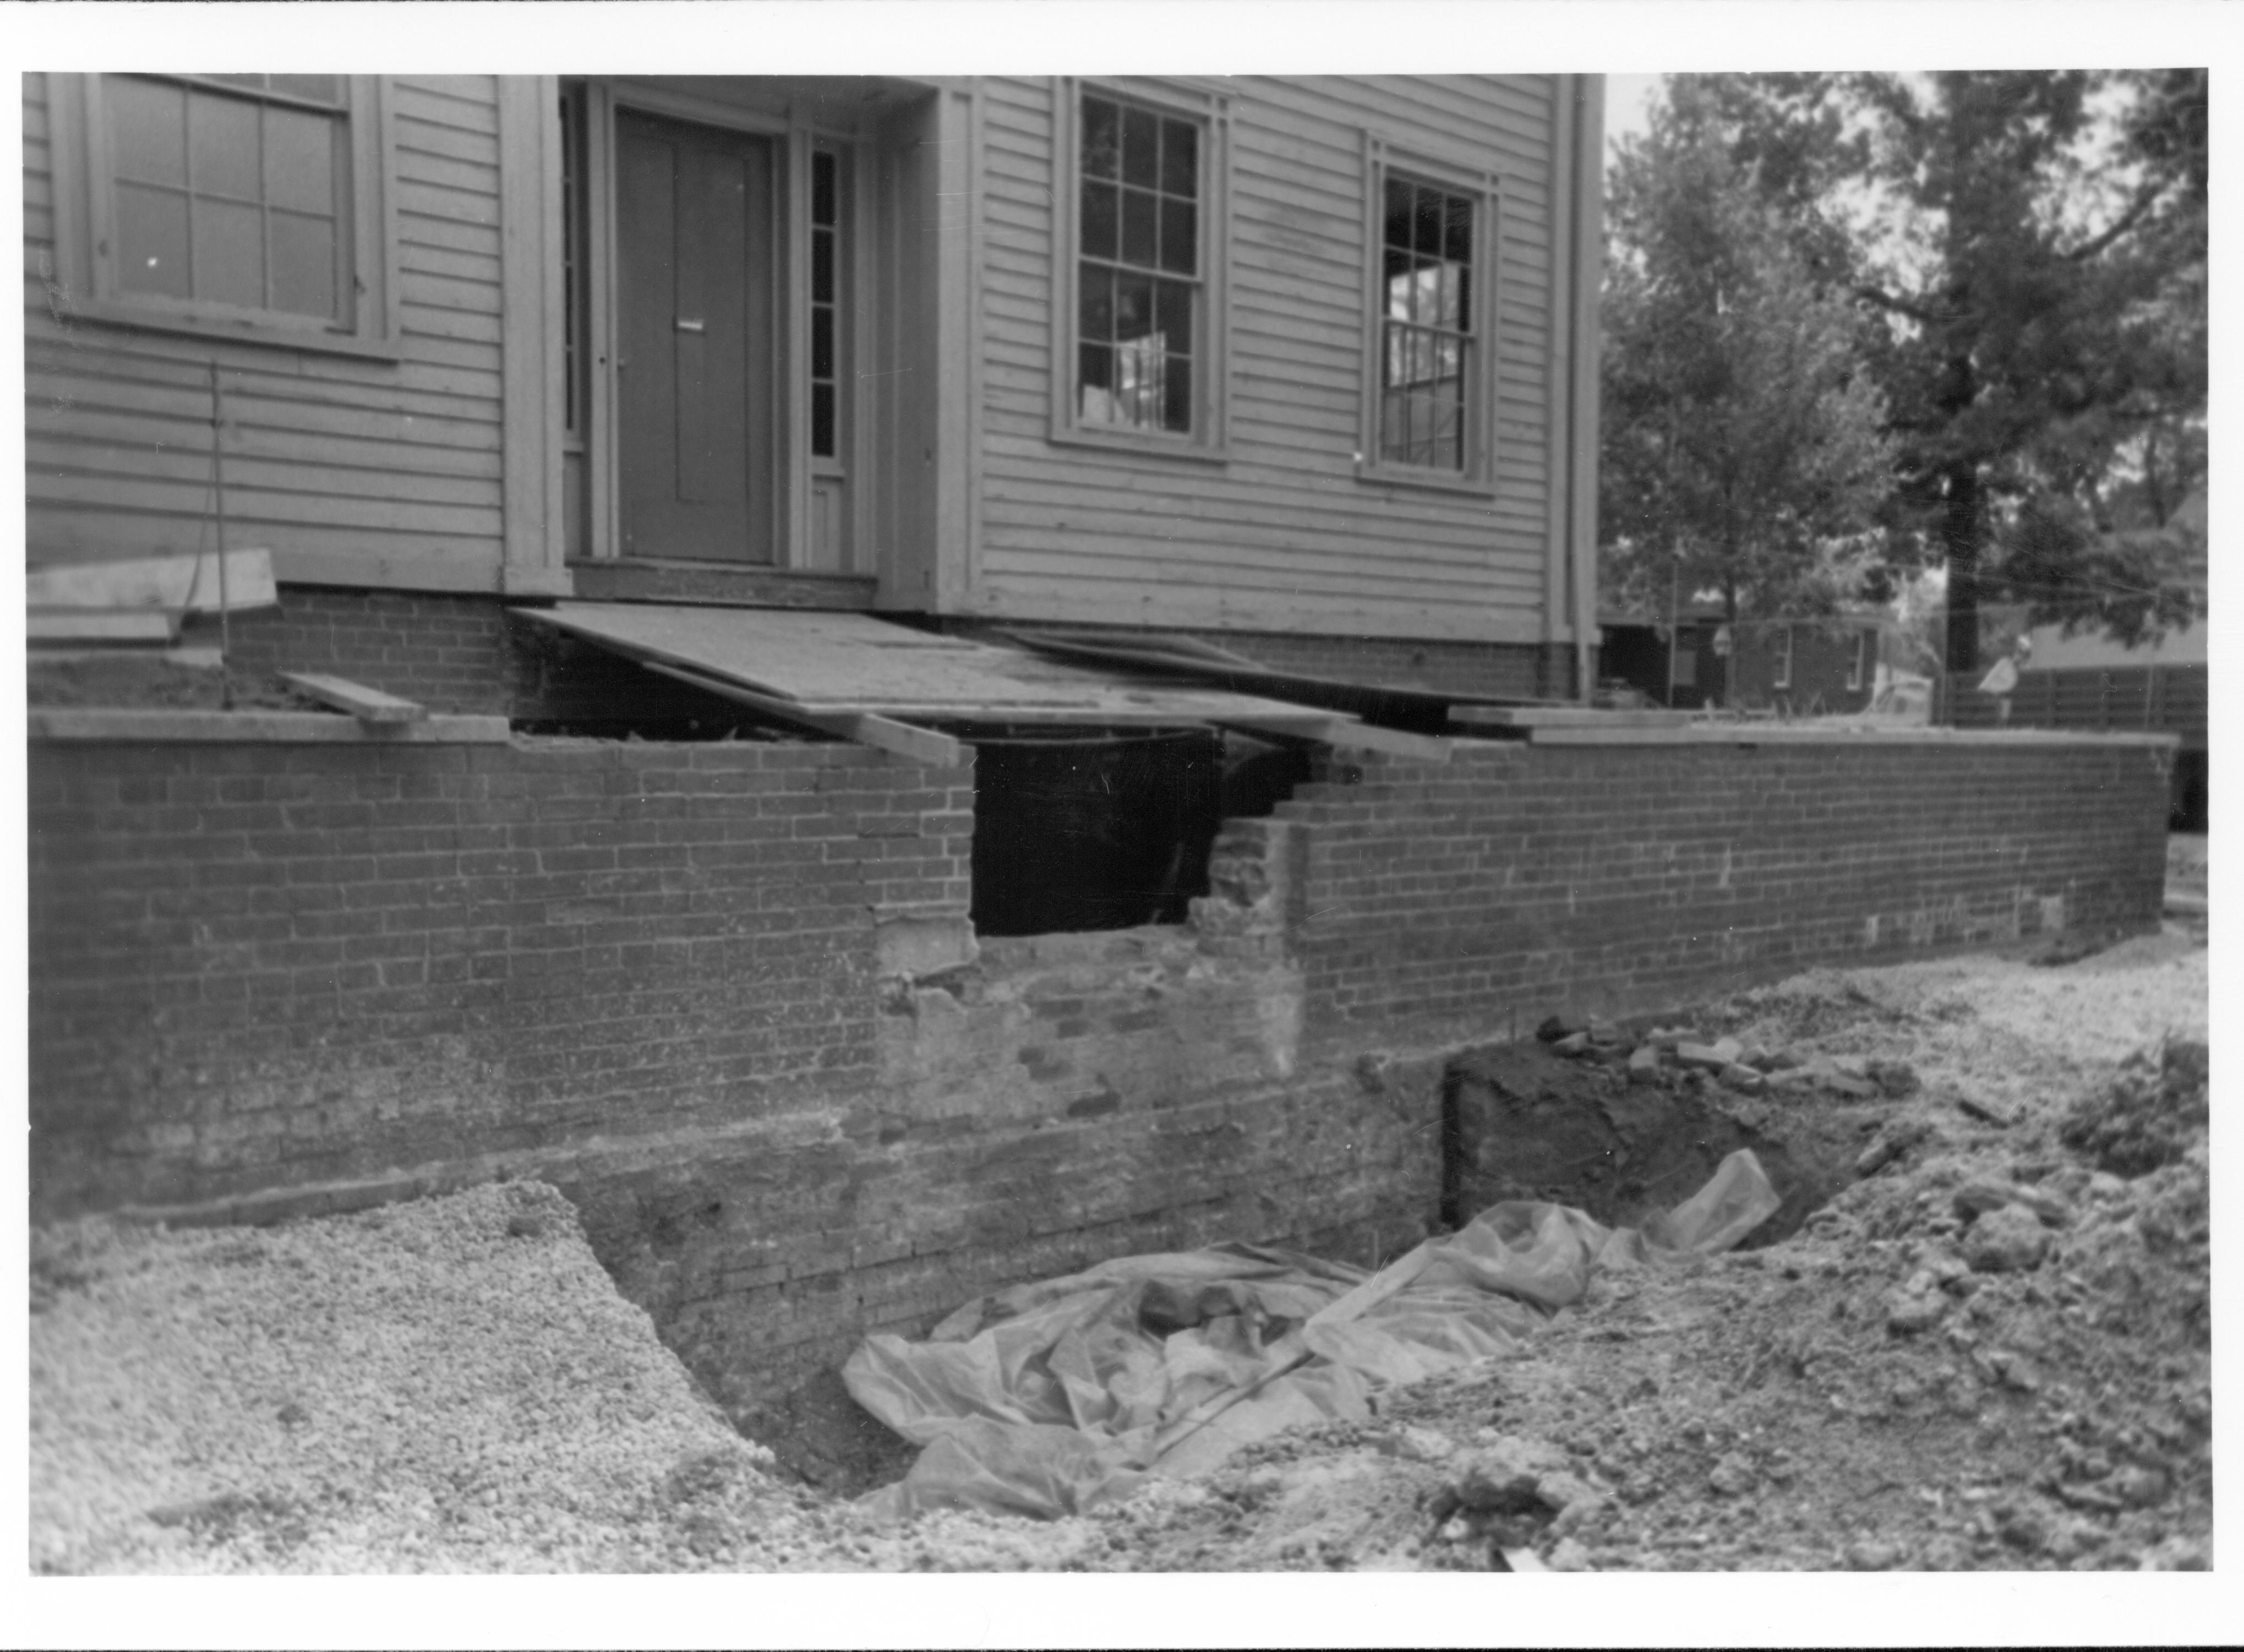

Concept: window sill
[[59, 297, 403, 362], [1352, 460, 1497, 499], [1047, 423, 1231, 467]]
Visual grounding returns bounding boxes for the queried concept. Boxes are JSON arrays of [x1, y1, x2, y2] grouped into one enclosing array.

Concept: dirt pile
[[1048, 932, 2211, 1572]]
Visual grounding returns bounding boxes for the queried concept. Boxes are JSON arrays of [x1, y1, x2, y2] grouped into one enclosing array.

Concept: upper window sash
[[47, 72, 400, 359], [1357, 135, 1500, 496], [1049, 77, 1231, 461]]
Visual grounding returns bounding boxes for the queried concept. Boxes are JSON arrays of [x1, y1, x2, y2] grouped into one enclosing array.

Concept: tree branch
[[2065, 176, 2168, 262], [1854, 284, 1941, 326]]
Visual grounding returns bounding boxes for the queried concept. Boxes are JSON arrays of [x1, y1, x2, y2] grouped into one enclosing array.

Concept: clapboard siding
[[24, 73, 513, 579], [970, 74, 1576, 643]]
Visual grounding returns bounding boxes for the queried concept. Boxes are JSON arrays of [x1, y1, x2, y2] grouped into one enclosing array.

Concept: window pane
[[1078, 263, 1113, 342], [269, 210, 338, 317], [811, 150, 837, 225], [1384, 322, 1407, 390], [811, 306, 834, 379], [1443, 192, 1473, 265], [1153, 279, 1193, 357], [1081, 97, 1121, 179], [111, 78, 188, 187], [1080, 179, 1117, 260], [1162, 354, 1192, 433], [1413, 187, 1443, 255], [811, 381, 836, 458], [1160, 117, 1198, 199], [1383, 177, 1411, 251], [1121, 185, 1156, 268], [812, 230, 834, 303], [113, 183, 191, 297], [1114, 270, 1153, 341], [189, 90, 261, 200], [1384, 248, 1413, 321], [269, 75, 345, 106], [1079, 341, 1115, 423], [1435, 263, 1463, 329], [1121, 105, 1159, 188], [264, 107, 336, 215], [1454, 264, 1472, 334], [1158, 195, 1195, 275], [194, 196, 265, 307]]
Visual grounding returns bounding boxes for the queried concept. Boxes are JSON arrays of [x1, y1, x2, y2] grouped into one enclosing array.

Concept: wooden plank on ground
[[26, 548, 277, 614], [642, 662, 965, 767], [280, 672, 428, 724]]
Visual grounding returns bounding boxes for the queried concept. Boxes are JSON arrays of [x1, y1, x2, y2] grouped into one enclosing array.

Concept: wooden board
[[642, 662, 964, 767], [279, 672, 428, 724], [514, 603, 1346, 727]]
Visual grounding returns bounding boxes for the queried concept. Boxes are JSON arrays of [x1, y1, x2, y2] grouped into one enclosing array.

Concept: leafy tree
[[1599, 81, 1896, 626], [1686, 70, 2208, 668]]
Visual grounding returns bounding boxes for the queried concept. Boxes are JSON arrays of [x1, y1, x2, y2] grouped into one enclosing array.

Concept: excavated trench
[[724, 1023, 1869, 1501]]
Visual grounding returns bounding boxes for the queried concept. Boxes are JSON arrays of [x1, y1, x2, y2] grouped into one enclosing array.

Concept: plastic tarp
[[844, 1148, 1780, 1520]]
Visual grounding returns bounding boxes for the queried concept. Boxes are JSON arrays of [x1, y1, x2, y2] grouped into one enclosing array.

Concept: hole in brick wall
[[967, 727, 1309, 939]]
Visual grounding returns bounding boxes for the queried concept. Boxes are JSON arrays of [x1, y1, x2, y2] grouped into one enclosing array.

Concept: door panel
[[616, 111, 774, 563]]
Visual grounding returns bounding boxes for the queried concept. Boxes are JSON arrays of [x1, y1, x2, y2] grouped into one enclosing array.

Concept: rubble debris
[[2057, 1038, 2207, 1177]]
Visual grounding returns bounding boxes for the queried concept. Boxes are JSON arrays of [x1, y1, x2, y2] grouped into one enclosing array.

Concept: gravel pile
[[30, 1180, 1082, 1573]]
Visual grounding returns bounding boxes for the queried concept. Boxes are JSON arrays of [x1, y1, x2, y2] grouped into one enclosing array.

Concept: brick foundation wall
[[1278, 737, 2172, 1045], [27, 722, 2170, 1416]]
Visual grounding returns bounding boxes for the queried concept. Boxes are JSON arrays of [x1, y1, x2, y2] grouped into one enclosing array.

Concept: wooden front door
[[615, 110, 776, 563]]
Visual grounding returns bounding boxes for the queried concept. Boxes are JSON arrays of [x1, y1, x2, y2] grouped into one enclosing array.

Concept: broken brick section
[[28, 726, 2168, 1421]]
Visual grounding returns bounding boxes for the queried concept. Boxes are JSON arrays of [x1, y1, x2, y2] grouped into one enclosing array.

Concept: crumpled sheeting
[[844, 1149, 1781, 1521]]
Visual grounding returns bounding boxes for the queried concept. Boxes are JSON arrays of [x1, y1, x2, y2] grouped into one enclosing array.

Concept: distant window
[[1847, 629, 1871, 692], [1358, 143, 1498, 492], [50, 73, 396, 355], [1772, 625, 1794, 690], [1050, 79, 1230, 456]]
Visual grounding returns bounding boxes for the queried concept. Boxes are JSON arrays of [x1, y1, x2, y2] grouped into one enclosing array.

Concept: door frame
[[574, 78, 871, 572]]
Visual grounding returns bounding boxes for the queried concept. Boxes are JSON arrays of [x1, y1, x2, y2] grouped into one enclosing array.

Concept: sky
[[1605, 73, 1664, 171]]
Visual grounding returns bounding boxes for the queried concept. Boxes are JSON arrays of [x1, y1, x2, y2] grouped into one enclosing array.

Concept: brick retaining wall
[[27, 722, 2170, 1414], [1273, 735, 2171, 1045]]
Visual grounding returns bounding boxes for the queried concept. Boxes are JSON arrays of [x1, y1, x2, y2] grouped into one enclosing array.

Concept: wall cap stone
[[1502, 726, 2180, 750], [28, 710, 512, 744]]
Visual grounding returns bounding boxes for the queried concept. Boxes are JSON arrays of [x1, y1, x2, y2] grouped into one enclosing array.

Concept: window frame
[[1048, 76, 1232, 464], [1357, 136, 1502, 497], [48, 72, 400, 359], [1846, 628, 1872, 693]]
